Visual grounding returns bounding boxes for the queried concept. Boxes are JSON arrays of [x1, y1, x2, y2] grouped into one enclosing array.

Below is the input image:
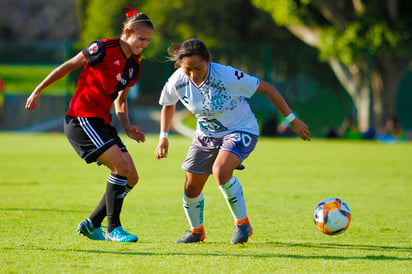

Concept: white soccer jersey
[[159, 62, 260, 138]]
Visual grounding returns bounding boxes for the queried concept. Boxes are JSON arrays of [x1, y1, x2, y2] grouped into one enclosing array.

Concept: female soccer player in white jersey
[[25, 7, 153, 242], [155, 39, 311, 244]]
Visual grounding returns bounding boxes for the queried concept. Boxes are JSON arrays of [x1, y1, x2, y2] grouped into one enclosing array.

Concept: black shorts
[[64, 116, 127, 164]]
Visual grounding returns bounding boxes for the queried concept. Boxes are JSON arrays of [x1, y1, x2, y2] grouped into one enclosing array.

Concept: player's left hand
[[126, 125, 146, 143], [290, 118, 311, 141]]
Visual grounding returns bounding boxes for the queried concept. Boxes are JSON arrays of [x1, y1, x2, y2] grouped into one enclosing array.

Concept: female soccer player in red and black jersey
[[25, 7, 153, 242]]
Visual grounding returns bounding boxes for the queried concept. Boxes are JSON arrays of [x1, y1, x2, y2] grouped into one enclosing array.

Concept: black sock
[[89, 184, 134, 228], [106, 173, 127, 232], [124, 185, 133, 195], [89, 193, 107, 228]]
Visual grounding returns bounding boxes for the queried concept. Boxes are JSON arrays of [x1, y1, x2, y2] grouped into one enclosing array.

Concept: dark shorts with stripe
[[182, 131, 258, 175], [64, 116, 127, 164]]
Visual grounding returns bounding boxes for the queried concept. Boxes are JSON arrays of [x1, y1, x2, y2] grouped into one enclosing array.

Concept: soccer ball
[[313, 197, 351, 235]]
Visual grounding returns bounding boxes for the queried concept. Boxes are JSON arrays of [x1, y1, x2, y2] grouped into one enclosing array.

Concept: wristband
[[285, 112, 296, 123], [159, 132, 169, 139]]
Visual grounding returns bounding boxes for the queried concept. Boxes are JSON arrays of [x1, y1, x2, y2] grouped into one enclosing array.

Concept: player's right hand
[[25, 91, 41, 111]]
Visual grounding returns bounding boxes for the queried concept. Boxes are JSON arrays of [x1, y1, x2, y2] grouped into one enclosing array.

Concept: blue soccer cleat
[[105, 226, 138, 242], [77, 218, 106, 241]]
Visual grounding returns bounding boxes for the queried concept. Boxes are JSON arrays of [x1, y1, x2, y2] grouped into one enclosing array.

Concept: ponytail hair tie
[[125, 6, 139, 18]]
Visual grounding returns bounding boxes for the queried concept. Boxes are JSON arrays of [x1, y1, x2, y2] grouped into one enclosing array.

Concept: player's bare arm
[[114, 87, 145, 143], [155, 104, 176, 159], [256, 80, 311, 141], [25, 52, 85, 111]]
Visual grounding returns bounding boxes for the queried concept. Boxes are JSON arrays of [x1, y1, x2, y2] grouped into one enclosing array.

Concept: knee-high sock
[[89, 185, 134, 228], [219, 176, 247, 221], [89, 193, 107, 228], [183, 192, 204, 229], [106, 173, 127, 232]]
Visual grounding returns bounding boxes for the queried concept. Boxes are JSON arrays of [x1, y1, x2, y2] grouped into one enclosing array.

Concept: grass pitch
[[0, 133, 411, 273]]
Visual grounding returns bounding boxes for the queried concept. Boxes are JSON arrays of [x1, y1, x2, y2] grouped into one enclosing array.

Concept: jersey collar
[[190, 63, 211, 89]]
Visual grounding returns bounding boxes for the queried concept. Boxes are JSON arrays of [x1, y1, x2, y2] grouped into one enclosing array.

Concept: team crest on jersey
[[88, 43, 99, 55], [129, 68, 134, 78], [211, 95, 223, 108]]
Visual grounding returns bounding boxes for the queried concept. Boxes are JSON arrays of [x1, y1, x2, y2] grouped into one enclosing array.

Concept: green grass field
[[0, 133, 411, 272]]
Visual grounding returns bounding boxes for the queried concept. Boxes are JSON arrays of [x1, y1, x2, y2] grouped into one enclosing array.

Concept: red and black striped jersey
[[66, 38, 141, 124]]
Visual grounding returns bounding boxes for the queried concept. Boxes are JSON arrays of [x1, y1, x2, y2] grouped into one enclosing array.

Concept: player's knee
[[112, 161, 132, 178], [128, 170, 139, 186], [184, 183, 202, 198], [212, 166, 232, 185]]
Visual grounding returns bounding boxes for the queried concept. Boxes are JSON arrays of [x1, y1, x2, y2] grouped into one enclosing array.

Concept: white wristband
[[159, 132, 169, 139], [285, 112, 296, 123]]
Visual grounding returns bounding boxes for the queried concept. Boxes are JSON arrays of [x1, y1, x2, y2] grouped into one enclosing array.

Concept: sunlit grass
[[0, 133, 411, 272]]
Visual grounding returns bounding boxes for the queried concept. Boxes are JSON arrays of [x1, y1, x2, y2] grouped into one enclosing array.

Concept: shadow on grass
[[2, 244, 411, 261], [254, 241, 412, 253]]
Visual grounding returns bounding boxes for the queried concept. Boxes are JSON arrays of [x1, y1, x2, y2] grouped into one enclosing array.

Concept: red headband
[[125, 6, 139, 18]]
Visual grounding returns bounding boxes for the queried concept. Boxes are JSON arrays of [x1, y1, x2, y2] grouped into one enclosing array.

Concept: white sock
[[183, 192, 204, 229], [219, 176, 247, 221]]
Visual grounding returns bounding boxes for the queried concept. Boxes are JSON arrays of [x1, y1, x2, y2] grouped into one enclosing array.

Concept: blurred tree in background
[[75, 1, 347, 114], [6, 0, 412, 135], [76, 0, 129, 47], [76, 0, 326, 80], [253, 0, 412, 130]]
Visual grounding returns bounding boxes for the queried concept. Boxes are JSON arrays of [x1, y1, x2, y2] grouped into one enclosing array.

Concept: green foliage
[[319, 23, 366, 65], [131, 0, 302, 60], [252, 0, 305, 26], [253, 0, 412, 65], [141, 0, 249, 46], [78, 0, 129, 48], [74, 0, 343, 87], [0, 133, 411, 272], [320, 18, 412, 65]]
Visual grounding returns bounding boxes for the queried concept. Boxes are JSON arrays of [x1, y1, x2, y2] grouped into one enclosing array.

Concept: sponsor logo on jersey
[[116, 73, 127, 86], [199, 119, 227, 132], [129, 68, 134, 79], [88, 43, 99, 55]]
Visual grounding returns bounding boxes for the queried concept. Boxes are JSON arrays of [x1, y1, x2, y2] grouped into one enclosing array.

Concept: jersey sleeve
[[159, 80, 179, 105], [224, 65, 260, 98], [82, 40, 106, 66]]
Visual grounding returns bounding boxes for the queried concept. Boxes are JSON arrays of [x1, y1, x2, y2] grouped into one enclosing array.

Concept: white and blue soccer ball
[[313, 197, 351, 235]]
